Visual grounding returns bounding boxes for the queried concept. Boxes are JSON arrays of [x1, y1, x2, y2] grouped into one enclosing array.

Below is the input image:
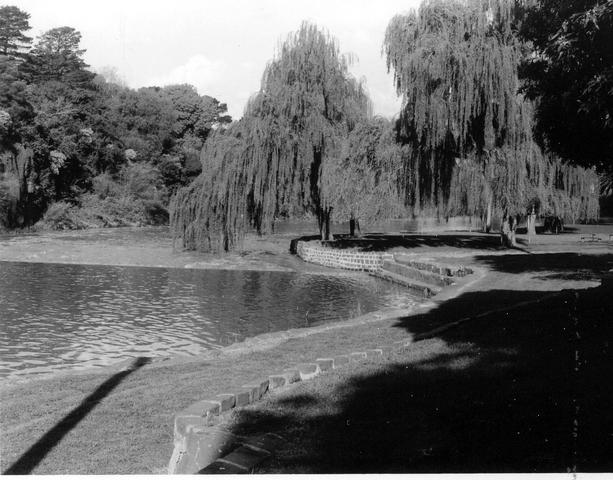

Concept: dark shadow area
[[276, 394, 318, 408], [227, 254, 613, 473], [323, 233, 507, 252], [535, 272, 603, 282], [474, 252, 613, 276], [531, 226, 579, 235], [3, 356, 151, 475]]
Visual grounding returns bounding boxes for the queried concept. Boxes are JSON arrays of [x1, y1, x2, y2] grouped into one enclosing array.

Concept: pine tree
[[0, 5, 32, 56]]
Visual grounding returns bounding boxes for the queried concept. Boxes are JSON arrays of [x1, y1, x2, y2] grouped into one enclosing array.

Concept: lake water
[[0, 261, 416, 380]]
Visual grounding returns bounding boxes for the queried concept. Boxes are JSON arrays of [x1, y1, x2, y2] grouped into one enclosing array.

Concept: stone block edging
[[168, 337, 414, 474]]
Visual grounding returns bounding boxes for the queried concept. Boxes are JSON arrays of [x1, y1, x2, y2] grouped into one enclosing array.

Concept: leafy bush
[[118, 162, 165, 202], [36, 201, 87, 230], [92, 172, 120, 199], [36, 194, 169, 230], [36, 161, 170, 231]]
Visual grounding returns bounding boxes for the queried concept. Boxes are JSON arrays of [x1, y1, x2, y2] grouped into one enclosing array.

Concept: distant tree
[[161, 84, 231, 139], [158, 84, 232, 177], [25, 27, 93, 84], [109, 87, 176, 162], [0, 5, 32, 56], [0, 54, 33, 144]]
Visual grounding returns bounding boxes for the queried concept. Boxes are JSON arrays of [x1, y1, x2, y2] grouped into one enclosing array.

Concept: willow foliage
[[321, 117, 406, 224], [385, 0, 523, 153], [171, 23, 371, 251], [447, 144, 600, 223], [384, 0, 599, 221]]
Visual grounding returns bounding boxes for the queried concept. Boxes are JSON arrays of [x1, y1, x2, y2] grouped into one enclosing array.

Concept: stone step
[[198, 432, 285, 474], [393, 253, 473, 277], [381, 260, 454, 287], [370, 270, 441, 298]]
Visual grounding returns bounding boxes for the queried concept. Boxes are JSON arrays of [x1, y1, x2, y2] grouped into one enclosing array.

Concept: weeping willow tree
[[171, 23, 371, 251], [320, 117, 406, 235], [384, 0, 599, 232]]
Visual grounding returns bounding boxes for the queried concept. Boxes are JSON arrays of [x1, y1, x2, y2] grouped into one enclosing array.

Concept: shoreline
[[1, 225, 610, 385], [0, 300, 428, 388], [0, 227, 426, 384], [0, 226, 350, 274]]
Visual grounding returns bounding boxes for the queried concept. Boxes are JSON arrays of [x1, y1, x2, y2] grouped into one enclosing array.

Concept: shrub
[[36, 194, 169, 231], [119, 162, 165, 202], [36, 201, 88, 230], [92, 172, 120, 199]]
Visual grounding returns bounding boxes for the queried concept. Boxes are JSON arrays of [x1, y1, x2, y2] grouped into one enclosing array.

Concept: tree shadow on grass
[[326, 233, 506, 252], [227, 257, 613, 473], [3, 356, 151, 475], [474, 252, 613, 281]]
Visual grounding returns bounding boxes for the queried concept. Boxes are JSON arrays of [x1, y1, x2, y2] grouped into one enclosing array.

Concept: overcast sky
[[11, 0, 421, 120]]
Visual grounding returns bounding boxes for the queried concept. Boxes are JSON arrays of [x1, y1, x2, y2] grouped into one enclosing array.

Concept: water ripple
[[0, 261, 417, 379]]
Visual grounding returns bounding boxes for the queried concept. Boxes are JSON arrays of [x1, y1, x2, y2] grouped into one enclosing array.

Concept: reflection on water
[[0, 261, 416, 379]]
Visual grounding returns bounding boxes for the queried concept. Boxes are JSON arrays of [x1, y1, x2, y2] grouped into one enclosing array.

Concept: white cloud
[[147, 54, 226, 92]]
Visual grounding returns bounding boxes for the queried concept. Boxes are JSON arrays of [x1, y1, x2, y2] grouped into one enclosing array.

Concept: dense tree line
[[0, 5, 231, 230], [2, 2, 607, 244]]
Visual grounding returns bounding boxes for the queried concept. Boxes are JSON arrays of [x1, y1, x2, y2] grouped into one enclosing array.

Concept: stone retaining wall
[[295, 240, 393, 272]]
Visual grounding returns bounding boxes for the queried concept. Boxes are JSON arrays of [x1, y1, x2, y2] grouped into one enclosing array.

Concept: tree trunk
[[484, 199, 493, 233], [349, 215, 355, 237], [500, 213, 517, 247], [323, 209, 331, 240], [317, 208, 324, 239], [318, 207, 332, 241], [510, 216, 517, 246], [527, 210, 536, 242]]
